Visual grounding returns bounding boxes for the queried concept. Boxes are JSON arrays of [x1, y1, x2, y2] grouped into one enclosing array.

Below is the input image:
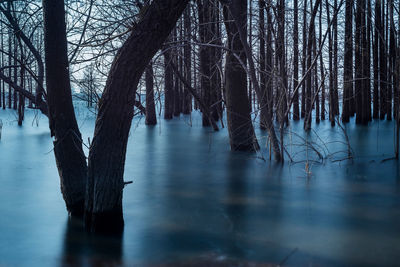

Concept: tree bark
[[222, 0, 259, 152], [42, 0, 88, 217], [85, 0, 189, 233], [342, 0, 353, 123]]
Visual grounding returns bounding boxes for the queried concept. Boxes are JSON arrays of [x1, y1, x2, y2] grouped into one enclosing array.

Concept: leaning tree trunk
[[85, 0, 189, 233], [42, 0, 88, 217]]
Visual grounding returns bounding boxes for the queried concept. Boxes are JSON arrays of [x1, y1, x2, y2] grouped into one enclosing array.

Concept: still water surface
[[0, 109, 399, 266]]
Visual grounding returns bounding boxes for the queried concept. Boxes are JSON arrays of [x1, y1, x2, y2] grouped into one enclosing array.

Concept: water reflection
[[61, 218, 123, 267]]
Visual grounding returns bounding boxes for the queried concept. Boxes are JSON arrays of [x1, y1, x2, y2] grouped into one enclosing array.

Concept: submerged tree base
[[85, 210, 124, 234], [67, 200, 85, 218]]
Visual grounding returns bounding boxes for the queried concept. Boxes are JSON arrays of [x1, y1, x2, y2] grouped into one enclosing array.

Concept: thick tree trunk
[[42, 0, 87, 217], [222, 0, 259, 152], [85, 0, 189, 233]]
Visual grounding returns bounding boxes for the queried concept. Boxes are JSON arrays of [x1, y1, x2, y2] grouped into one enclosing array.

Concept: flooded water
[[0, 107, 399, 266]]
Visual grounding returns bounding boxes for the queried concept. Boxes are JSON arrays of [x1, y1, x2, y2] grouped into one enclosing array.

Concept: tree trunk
[[42, 0, 88, 217], [319, 3, 326, 120], [85, 0, 189, 233], [145, 62, 157, 125], [304, 0, 321, 131], [293, 0, 300, 120], [164, 36, 174, 120], [182, 6, 192, 115], [342, 0, 353, 123], [379, 0, 387, 119], [222, 0, 259, 152], [301, 0, 308, 119], [373, 0, 381, 119]]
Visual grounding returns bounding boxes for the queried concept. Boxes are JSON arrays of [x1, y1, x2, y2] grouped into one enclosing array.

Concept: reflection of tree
[[61, 217, 123, 267]]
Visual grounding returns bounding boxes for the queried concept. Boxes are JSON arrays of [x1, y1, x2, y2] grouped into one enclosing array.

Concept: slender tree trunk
[[197, 0, 212, 126], [333, 0, 339, 116], [374, 0, 381, 119], [367, 0, 372, 121], [319, 3, 326, 120], [355, 0, 362, 124], [361, 0, 369, 125], [277, 0, 288, 126], [304, 0, 322, 130], [145, 62, 157, 125], [293, 0, 300, 120], [342, 0, 353, 123], [301, 0, 308, 119], [173, 27, 181, 117], [164, 36, 174, 120], [266, 0, 274, 122], [388, 0, 395, 121], [18, 41, 25, 126], [379, 0, 387, 119], [183, 6, 192, 115], [259, 0, 268, 128]]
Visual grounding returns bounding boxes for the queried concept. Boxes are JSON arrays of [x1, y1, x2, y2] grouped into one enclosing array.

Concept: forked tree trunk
[[85, 0, 189, 233]]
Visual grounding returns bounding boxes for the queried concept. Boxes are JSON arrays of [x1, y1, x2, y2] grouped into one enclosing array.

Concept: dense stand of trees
[[1, 0, 400, 232]]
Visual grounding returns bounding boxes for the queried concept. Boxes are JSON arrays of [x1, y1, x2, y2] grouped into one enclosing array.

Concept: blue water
[[0, 107, 399, 266]]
